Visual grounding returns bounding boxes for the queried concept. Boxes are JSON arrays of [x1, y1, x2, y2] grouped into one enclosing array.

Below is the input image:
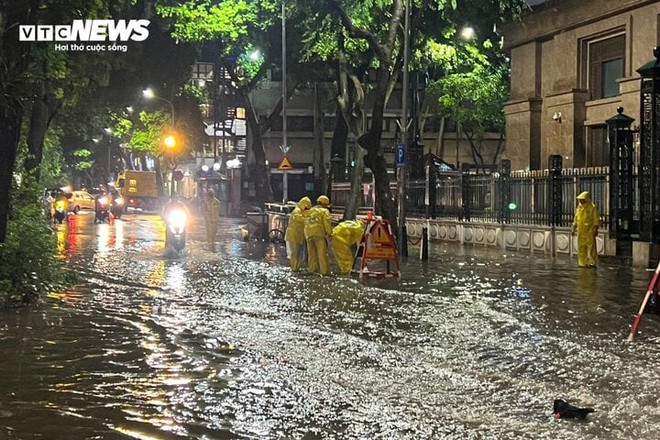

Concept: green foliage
[[72, 148, 94, 171], [40, 131, 65, 187], [125, 110, 170, 154], [427, 44, 509, 139], [0, 179, 74, 308]]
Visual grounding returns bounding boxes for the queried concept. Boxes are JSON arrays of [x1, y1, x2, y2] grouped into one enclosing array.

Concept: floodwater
[[1, 212, 660, 440]]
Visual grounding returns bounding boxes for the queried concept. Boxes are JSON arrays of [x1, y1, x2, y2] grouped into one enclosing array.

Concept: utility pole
[[396, 0, 411, 257], [281, 0, 289, 203]]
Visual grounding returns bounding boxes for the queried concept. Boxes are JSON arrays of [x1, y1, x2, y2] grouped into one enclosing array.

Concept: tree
[[0, 0, 41, 242], [0, 0, 201, 241], [421, 38, 509, 172], [159, 0, 330, 206], [158, 0, 282, 204], [297, 0, 526, 226]]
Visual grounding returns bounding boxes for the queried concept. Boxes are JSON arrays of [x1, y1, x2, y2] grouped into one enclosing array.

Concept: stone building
[[500, 0, 660, 171]]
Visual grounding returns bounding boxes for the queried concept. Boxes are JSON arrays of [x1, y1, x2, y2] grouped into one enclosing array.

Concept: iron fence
[[332, 166, 617, 229]]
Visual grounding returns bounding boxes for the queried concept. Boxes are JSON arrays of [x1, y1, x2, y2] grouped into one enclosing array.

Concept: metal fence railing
[[332, 166, 615, 229]]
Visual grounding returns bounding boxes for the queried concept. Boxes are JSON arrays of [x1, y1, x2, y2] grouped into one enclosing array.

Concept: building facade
[[501, 0, 660, 171]]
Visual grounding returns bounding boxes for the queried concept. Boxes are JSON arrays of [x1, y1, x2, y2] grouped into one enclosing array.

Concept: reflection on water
[[1, 215, 659, 439]]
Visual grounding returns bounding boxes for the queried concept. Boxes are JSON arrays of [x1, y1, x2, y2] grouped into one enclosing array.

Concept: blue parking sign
[[395, 143, 405, 167]]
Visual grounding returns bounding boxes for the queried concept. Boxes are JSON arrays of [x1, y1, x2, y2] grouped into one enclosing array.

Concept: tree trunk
[[24, 80, 48, 181], [0, 109, 23, 242], [242, 88, 274, 205], [334, 45, 365, 220], [0, 0, 40, 242], [359, 65, 398, 230], [343, 144, 365, 221]]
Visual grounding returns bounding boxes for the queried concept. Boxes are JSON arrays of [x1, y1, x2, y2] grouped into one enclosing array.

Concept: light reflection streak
[[96, 223, 110, 253], [113, 219, 124, 249]]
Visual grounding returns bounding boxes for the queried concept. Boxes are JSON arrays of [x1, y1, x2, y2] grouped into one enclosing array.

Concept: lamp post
[[144, 88, 177, 197]]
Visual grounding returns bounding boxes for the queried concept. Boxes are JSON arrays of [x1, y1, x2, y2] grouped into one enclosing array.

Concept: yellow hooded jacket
[[285, 197, 312, 244], [304, 204, 333, 239], [573, 191, 600, 235], [332, 220, 365, 247]]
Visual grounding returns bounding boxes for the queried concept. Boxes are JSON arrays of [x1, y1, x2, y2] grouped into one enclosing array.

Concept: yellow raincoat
[[331, 220, 365, 274], [285, 197, 311, 271], [304, 197, 333, 275], [204, 191, 221, 251], [572, 191, 600, 267]]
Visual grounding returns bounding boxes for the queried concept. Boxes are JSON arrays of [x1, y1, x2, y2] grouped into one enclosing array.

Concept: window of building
[[583, 33, 625, 100], [587, 125, 609, 167]]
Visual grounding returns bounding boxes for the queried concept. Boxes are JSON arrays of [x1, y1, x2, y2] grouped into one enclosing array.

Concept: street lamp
[[460, 26, 475, 40], [163, 133, 178, 196], [142, 88, 175, 126]]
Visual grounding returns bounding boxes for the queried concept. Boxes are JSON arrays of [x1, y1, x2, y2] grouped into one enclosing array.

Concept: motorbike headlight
[[115, 197, 124, 205], [167, 209, 187, 229], [55, 201, 65, 209], [98, 196, 108, 206]]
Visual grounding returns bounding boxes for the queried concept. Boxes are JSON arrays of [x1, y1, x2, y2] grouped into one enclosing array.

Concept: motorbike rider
[[52, 191, 69, 223], [162, 195, 189, 220], [161, 195, 190, 254], [94, 187, 110, 222]]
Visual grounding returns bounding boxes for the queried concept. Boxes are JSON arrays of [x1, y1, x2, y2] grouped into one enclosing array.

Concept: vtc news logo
[[19, 20, 150, 42]]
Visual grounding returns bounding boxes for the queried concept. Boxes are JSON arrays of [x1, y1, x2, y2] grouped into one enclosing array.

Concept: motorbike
[[164, 205, 187, 254], [94, 196, 110, 223], [111, 195, 124, 219], [53, 199, 67, 224]]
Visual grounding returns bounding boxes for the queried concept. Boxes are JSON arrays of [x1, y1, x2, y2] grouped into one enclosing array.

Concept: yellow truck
[[115, 170, 159, 211]]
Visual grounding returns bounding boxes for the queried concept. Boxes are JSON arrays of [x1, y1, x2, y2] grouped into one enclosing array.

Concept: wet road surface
[[1, 211, 660, 439]]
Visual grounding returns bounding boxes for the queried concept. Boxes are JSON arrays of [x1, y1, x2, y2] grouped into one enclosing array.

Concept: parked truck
[[115, 170, 159, 211]]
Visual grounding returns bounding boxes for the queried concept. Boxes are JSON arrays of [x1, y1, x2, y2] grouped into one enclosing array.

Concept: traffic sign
[[362, 220, 398, 261], [395, 143, 406, 167], [371, 221, 392, 244], [353, 218, 400, 278], [278, 156, 293, 170]]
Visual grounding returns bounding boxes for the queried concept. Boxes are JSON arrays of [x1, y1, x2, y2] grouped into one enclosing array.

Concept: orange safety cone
[[628, 260, 660, 341]]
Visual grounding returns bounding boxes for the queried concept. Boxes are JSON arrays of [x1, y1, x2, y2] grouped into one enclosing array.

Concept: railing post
[[460, 163, 471, 222], [498, 159, 511, 224], [420, 226, 429, 260], [425, 156, 437, 219], [549, 154, 563, 226]]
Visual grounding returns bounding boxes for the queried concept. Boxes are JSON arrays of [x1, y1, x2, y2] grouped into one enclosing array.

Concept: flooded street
[[2, 212, 660, 439]]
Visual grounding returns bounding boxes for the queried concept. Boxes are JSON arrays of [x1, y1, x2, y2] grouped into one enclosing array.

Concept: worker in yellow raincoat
[[571, 191, 600, 268], [331, 219, 365, 274], [203, 188, 221, 251], [304, 195, 333, 275], [284, 196, 312, 271]]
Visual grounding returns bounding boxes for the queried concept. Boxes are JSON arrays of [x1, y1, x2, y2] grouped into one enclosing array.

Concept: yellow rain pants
[[304, 205, 333, 275]]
